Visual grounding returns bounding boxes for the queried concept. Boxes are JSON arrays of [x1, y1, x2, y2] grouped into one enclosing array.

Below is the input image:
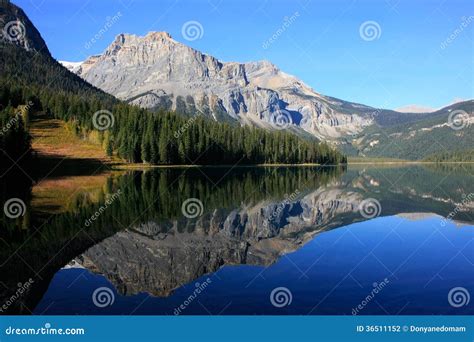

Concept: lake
[[1, 164, 473, 315]]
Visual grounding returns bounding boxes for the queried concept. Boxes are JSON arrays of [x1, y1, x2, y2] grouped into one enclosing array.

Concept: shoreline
[[347, 161, 474, 165], [110, 161, 474, 170], [112, 163, 325, 169]]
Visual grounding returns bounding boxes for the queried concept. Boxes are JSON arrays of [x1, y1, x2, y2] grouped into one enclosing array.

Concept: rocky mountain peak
[[107, 31, 178, 52], [246, 60, 278, 72], [99, 30, 209, 68], [145, 31, 173, 41]]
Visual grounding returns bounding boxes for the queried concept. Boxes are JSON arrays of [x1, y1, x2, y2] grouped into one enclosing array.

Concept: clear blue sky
[[15, 0, 474, 110]]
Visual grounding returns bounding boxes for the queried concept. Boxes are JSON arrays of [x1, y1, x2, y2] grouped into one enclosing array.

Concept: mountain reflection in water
[[1, 165, 473, 315]]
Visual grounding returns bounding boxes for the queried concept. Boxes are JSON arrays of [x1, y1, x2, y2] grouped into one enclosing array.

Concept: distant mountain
[[395, 104, 435, 113], [395, 99, 468, 114], [350, 100, 474, 159], [59, 60, 82, 73], [62, 32, 473, 159]]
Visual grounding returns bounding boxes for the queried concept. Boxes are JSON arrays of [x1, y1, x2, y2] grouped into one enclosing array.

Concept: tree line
[[424, 149, 474, 163]]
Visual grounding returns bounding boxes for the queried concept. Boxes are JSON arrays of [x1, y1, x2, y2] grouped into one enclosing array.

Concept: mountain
[[65, 32, 377, 140], [395, 104, 435, 113], [350, 100, 474, 159], [395, 99, 468, 113], [0, 0, 50, 55], [59, 60, 82, 73], [63, 32, 473, 159]]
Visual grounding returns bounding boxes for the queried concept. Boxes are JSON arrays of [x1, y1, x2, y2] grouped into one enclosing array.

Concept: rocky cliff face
[[65, 32, 374, 141], [0, 0, 50, 55]]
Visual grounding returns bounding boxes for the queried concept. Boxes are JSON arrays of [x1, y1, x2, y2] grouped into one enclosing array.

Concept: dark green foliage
[[424, 149, 474, 162], [0, 101, 31, 172]]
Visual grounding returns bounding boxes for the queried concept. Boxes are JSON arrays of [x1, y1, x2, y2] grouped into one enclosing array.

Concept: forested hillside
[[348, 100, 473, 160], [424, 149, 474, 162]]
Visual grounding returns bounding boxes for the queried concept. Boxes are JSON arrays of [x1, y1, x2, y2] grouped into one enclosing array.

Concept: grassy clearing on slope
[[30, 114, 112, 162]]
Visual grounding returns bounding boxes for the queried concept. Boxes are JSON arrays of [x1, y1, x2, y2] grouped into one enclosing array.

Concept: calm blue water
[[35, 215, 473, 315]]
